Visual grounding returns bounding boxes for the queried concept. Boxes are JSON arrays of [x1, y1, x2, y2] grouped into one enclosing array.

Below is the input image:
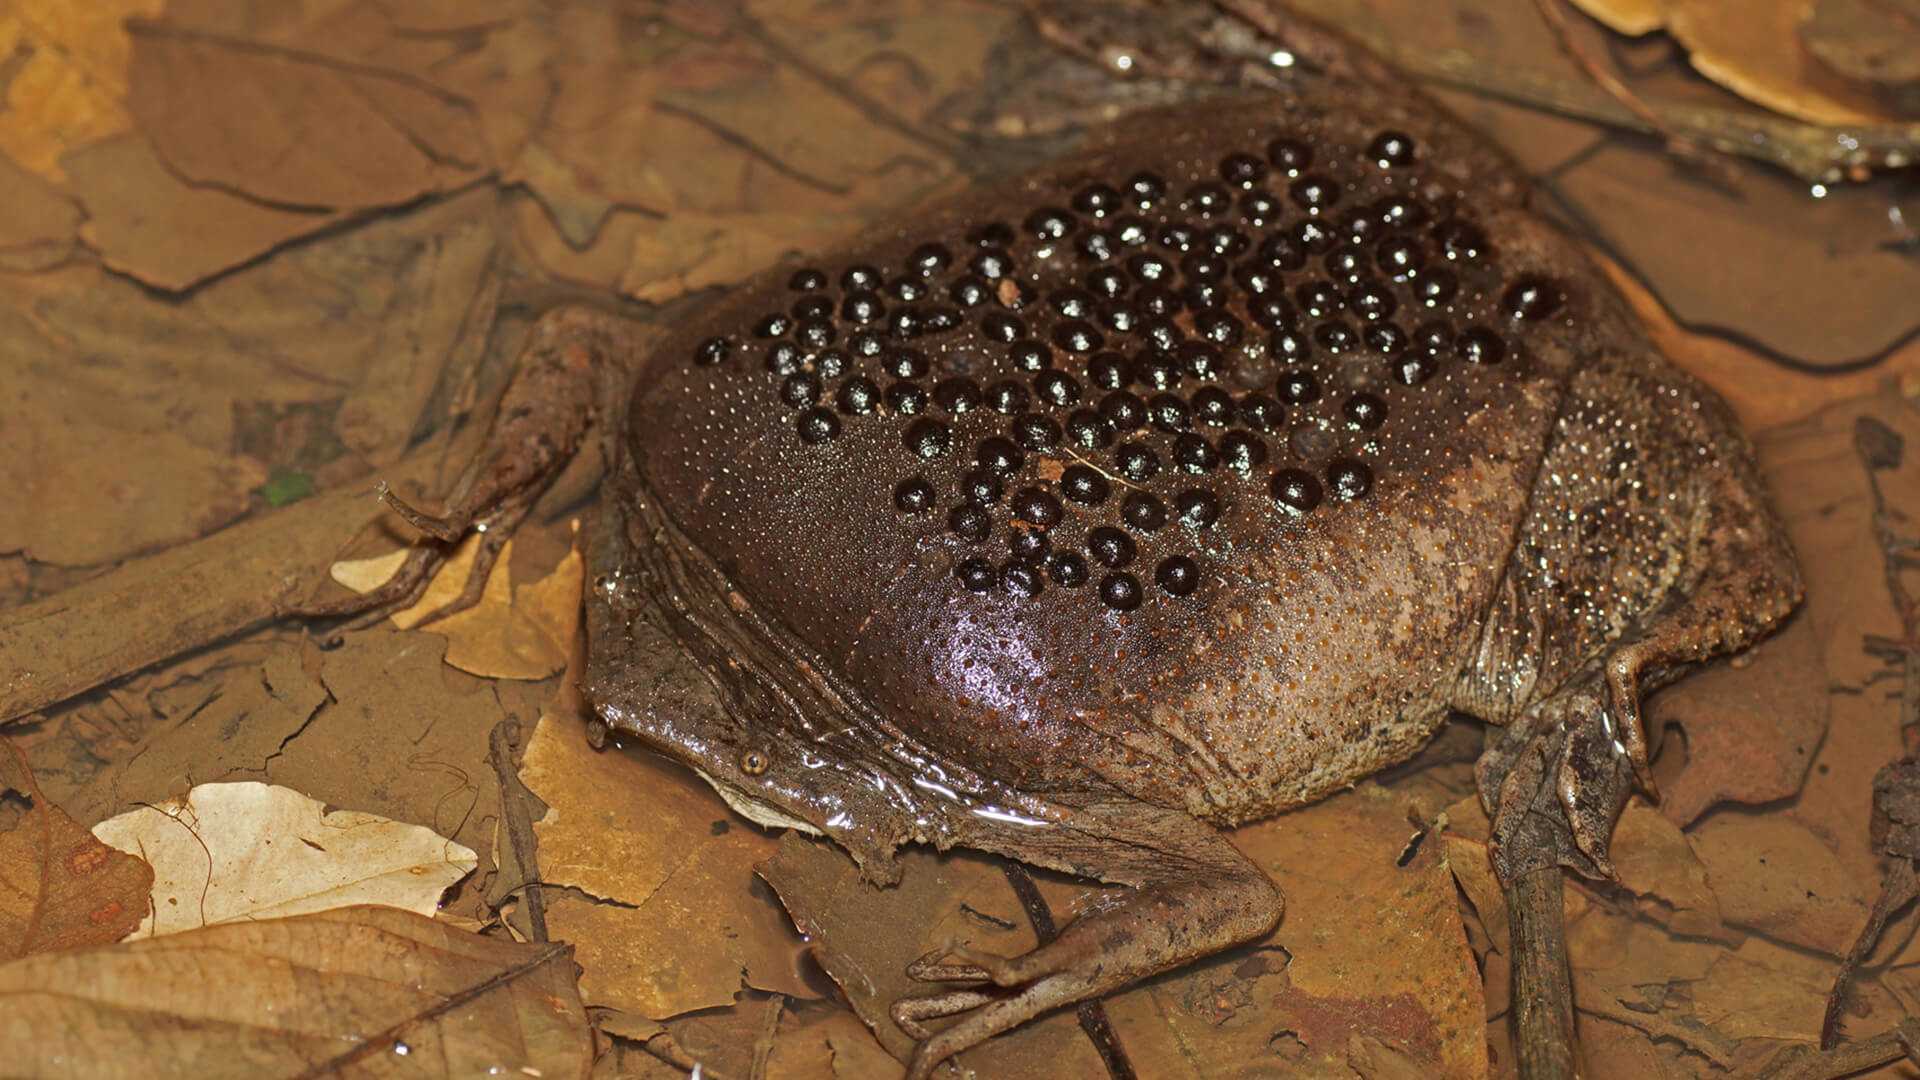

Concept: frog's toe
[[1480, 678, 1634, 883]]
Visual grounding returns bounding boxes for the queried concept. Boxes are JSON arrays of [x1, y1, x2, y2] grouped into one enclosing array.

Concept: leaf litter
[[0, 0, 1918, 1076]]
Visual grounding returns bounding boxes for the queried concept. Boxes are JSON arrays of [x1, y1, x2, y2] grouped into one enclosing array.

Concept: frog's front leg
[[295, 305, 642, 624], [891, 796, 1282, 1080]]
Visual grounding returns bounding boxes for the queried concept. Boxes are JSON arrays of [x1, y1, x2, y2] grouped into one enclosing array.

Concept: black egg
[[1436, 219, 1488, 262], [1278, 370, 1322, 404], [1503, 276, 1566, 321], [1185, 182, 1232, 216], [1087, 526, 1136, 568], [888, 276, 927, 303], [1394, 353, 1440, 386], [1367, 130, 1417, 167], [1296, 280, 1344, 319], [949, 275, 992, 307], [694, 337, 731, 366], [789, 268, 828, 291], [1174, 433, 1219, 473], [1073, 182, 1122, 217], [934, 379, 984, 414], [1294, 218, 1340, 254], [842, 265, 881, 290], [1412, 320, 1454, 357], [1155, 555, 1201, 596], [1204, 224, 1251, 257], [792, 294, 834, 321], [949, 503, 990, 542], [1240, 188, 1284, 226], [1249, 294, 1297, 330], [976, 436, 1025, 474], [886, 381, 928, 415], [796, 407, 840, 444], [1008, 525, 1050, 561], [885, 307, 924, 339], [815, 349, 850, 379], [1266, 136, 1313, 174], [1049, 287, 1096, 319], [1457, 327, 1508, 364], [1128, 252, 1173, 284], [1270, 468, 1323, 513], [895, 477, 936, 513], [1133, 353, 1181, 391], [1313, 320, 1357, 354], [764, 341, 804, 376], [955, 557, 995, 592], [1001, 559, 1045, 598], [1364, 322, 1409, 355], [1052, 320, 1103, 353], [1100, 572, 1144, 612], [1011, 488, 1064, 529], [1122, 492, 1168, 532], [1181, 250, 1227, 282], [1008, 340, 1051, 373], [1096, 302, 1137, 335], [1085, 266, 1129, 300], [1124, 171, 1167, 207], [1344, 393, 1388, 430], [1101, 391, 1148, 431], [1050, 551, 1091, 587], [1077, 229, 1118, 262], [795, 318, 837, 349], [1325, 242, 1368, 280], [969, 247, 1014, 279], [1219, 151, 1267, 186], [970, 221, 1015, 247], [849, 331, 885, 358], [1061, 464, 1112, 505], [1220, 431, 1269, 473], [1175, 489, 1222, 528], [905, 418, 952, 459], [907, 242, 952, 277], [1376, 236, 1425, 278], [1025, 206, 1076, 241], [1065, 409, 1114, 449], [1191, 386, 1235, 426], [988, 380, 1031, 414], [981, 312, 1025, 343], [1414, 269, 1459, 307], [781, 371, 822, 407], [1181, 279, 1224, 311], [1339, 208, 1381, 243], [1237, 394, 1286, 431], [1194, 310, 1244, 348], [1114, 215, 1152, 246], [1011, 413, 1063, 450], [960, 467, 1005, 506], [1328, 458, 1374, 500], [1088, 351, 1131, 389], [885, 348, 930, 379], [1034, 370, 1083, 408], [1148, 393, 1193, 432], [1349, 281, 1398, 322], [1115, 442, 1161, 482], [1290, 174, 1341, 212], [838, 375, 880, 414], [1180, 342, 1229, 380], [1257, 233, 1307, 270]]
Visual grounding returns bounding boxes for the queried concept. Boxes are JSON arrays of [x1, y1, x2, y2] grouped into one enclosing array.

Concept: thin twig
[[1506, 867, 1579, 1080], [1000, 863, 1137, 1080]]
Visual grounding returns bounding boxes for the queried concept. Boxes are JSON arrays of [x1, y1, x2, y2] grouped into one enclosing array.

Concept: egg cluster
[[690, 128, 1563, 612]]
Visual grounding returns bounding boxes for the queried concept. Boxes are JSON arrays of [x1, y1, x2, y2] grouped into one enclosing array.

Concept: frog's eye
[[740, 750, 770, 776]]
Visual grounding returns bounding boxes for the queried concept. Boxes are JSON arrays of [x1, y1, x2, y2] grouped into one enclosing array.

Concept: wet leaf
[[521, 708, 813, 1018], [0, 905, 592, 1079], [367, 532, 582, 682], [0, 0, 160, 180], [91, 781, 477, 938], [1689, 813, 1871, 955], [1801, 0, 1920, 114], [0, 152, 80, 271], [1567, 0, 1667, 36], [1665, 0, 1904, 125], [0, 745, 152, 957], [126, 19, 490, 210]]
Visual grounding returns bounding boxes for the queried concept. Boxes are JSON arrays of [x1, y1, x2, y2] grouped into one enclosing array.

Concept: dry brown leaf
[[91, 781, 477, 938], [1801, 0, 1920, 112], [1609, 797, 1725, 937], [0, 0, 161, 180], [1689, 812, 1870, 955], [0, 745, 152, 958], [521, 708, 813, 1018], [126, 19, 490, 210], [0, 904, 592, 1078], [64, 133, 339, 292], [1664, 0, 1902, 124], [264, 630, 506, 907], [1568, 0, 1668, 35], [371, 532, 580, 681], [0, 151, 80, 271], [619, 210, 871, 304]]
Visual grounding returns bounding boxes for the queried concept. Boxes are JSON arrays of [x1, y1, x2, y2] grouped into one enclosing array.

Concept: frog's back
[[628, 88, 1596, 822]]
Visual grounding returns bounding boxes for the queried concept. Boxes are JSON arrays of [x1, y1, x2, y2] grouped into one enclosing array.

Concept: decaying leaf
[[520, 708, 813, 1019], [0, 744, 152, 958], [0, 904, 592, 1079], [0, 152, 80, 271], [1663, 0, 1903, 125], [126, 19, 489, 210], [1801, 0, 1920, 114], [1568, 0, 1667, 36], [90, 781, 476, 938], [0, 0, 161, 179]]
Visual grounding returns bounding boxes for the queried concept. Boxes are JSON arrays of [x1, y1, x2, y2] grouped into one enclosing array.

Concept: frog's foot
[[888, 799, 1282, 1080], [292, 305, 635, 627], [1477, 676, 1636, 881]]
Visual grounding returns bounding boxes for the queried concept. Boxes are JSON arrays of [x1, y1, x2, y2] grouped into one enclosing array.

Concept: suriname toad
[[333, 38, 1804, 1079]]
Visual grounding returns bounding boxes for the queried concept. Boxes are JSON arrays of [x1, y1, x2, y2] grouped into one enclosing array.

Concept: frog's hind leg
[[291, 305, 640, 627], [891, 796, 1281, 1080]]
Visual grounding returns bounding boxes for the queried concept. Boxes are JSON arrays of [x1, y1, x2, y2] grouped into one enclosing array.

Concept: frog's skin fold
[[347, 72, 1801, 1080]]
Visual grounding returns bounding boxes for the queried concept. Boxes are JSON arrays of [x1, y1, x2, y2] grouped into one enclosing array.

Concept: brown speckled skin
[[572, 75, 1800, 1077]]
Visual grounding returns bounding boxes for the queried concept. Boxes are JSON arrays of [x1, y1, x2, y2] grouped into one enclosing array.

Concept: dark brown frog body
[[351, 63, 1801, 1080]]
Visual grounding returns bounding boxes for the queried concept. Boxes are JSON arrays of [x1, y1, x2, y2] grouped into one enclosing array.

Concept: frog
[[323, 34, 1803, 1080]]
